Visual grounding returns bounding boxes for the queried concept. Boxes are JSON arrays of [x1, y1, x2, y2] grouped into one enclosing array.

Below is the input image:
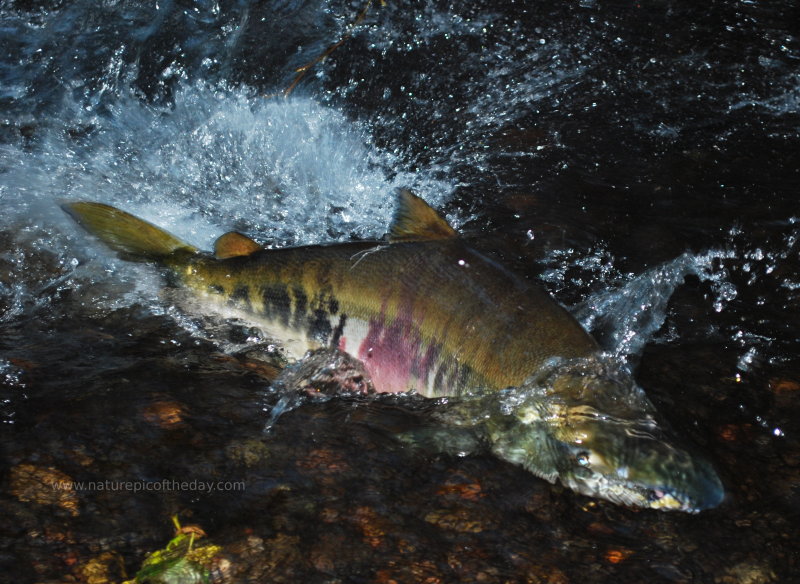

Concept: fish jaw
[[481, 357, 724, 512]]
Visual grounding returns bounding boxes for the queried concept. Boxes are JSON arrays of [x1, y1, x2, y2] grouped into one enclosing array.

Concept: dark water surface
[[2, 1, 799, 582]]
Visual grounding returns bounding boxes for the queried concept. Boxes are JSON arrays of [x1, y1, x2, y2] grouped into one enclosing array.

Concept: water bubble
[[736, 347, 758, 371], [713, 282, 738, 312]]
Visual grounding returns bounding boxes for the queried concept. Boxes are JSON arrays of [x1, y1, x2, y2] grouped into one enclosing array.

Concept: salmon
[[62, 191, 724, 511]]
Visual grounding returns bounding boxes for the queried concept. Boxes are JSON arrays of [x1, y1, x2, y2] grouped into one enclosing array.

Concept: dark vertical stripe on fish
[[332, 314, 347, 348], [328, 296, 339, 315], [454, 361, 472, 395], [309, 308, 333, 344], [262, 284, 292, 327], [230, 285, 251, 309], [433, 359, 448, 392], [292, 286, 308, 327]]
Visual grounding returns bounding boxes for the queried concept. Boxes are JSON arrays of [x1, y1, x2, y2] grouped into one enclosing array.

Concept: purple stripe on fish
[[356, 301, 443, 394]]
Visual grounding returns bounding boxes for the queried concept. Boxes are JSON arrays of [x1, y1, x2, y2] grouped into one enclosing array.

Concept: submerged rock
[[9, 463, 79, 517]]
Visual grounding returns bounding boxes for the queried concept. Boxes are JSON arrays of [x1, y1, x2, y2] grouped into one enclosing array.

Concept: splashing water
[[2, 85, 449, 242], [0, 82, 452, 324], [571, 250, 739, 362]]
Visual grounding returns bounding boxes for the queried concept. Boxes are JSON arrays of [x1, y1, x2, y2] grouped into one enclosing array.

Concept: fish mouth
[[634, 483, 722, 513], [645, 488, 695, 512], [566, 464, 725, 513], [644, 480, 725, 512]]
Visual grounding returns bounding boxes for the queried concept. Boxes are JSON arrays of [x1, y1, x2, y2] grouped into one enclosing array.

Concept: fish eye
[[576, 451, 591, 467]]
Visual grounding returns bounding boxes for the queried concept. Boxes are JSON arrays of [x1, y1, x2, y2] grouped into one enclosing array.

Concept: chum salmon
[[63, 190, 724, 512]]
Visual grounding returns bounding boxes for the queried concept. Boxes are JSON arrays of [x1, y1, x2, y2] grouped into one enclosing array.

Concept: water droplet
[[713, 281, 737, 312]]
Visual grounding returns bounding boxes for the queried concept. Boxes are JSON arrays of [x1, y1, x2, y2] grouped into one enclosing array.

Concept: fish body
[[62, 191, 724, 512], [181, 237, 597, 396]]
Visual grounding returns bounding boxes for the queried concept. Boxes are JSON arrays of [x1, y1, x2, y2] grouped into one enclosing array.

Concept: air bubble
[[713, 282, 738, 312]]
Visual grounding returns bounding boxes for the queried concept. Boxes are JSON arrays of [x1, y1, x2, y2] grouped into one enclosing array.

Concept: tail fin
[[62, 202, 197, 261]]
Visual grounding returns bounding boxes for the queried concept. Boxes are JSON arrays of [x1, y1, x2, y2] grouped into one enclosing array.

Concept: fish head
[[485, 358, 724, 512]]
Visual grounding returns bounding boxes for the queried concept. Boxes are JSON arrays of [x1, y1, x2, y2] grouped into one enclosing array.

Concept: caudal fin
[[62, 202, 197, 260]]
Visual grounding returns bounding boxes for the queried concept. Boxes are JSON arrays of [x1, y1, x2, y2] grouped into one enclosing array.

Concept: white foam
[[0, 82, 453, 318]]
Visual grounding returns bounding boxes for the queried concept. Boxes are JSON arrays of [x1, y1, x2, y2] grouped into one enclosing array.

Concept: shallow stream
[[1, 1, 798, 582]]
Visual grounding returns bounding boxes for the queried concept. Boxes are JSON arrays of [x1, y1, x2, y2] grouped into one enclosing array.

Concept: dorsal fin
[[388, 189, 458, 243], [214, 231, 262, 259]]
